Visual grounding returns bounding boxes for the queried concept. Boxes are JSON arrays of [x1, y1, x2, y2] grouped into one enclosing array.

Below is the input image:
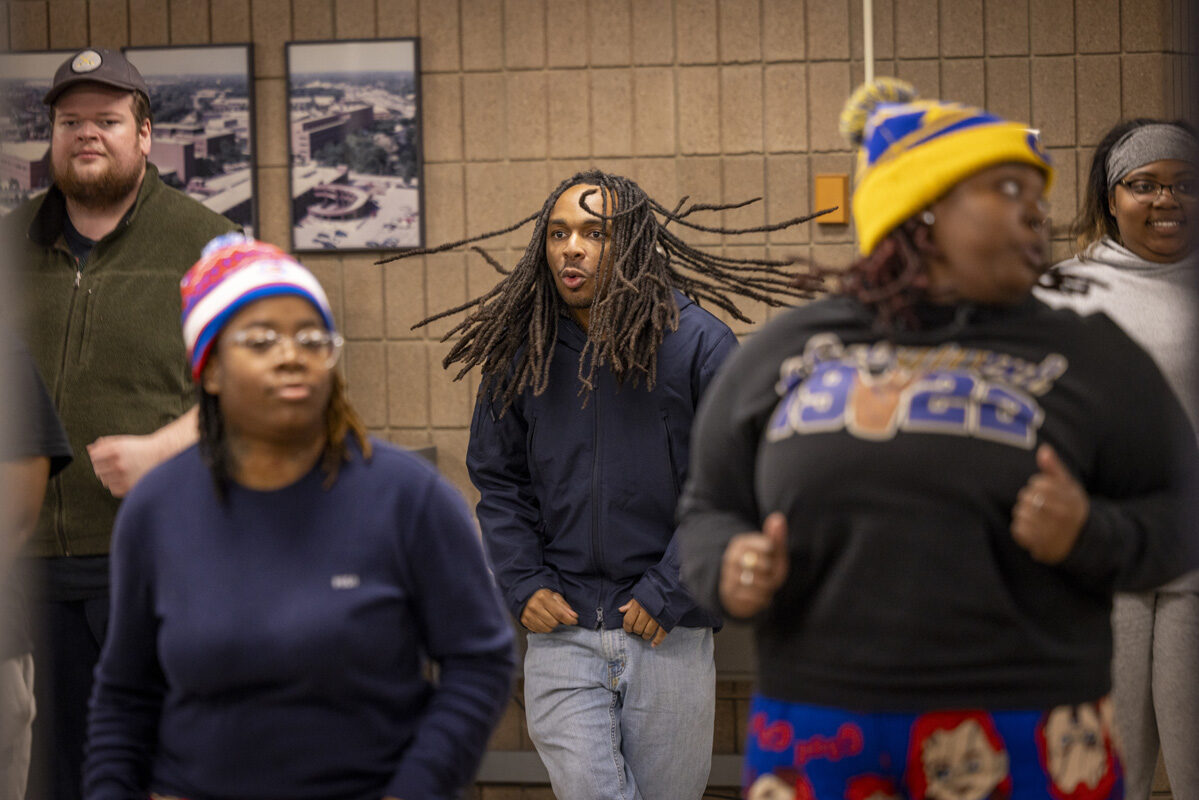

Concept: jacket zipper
[[50, 258, 84, 556], [590, 380, 604, 629]]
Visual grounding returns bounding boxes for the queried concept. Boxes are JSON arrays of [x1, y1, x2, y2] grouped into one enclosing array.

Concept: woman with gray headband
[[1040, 118, 1198, 800]]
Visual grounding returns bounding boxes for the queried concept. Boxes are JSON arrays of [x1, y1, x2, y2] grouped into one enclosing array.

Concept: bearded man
[[5, 48, 237, 800]]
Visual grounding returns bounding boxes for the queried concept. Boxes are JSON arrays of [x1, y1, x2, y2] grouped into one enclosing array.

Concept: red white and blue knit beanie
[[181, 233, 336, 382]]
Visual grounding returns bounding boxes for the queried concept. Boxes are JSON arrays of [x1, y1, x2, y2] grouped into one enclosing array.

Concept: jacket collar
[[28, 161, 159, 247], [555, 288, 694, 351]]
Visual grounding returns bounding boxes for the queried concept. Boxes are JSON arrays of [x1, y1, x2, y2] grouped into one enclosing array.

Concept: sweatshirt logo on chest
[[331, 574, 360, 589], [766, 334, 1068, 449]]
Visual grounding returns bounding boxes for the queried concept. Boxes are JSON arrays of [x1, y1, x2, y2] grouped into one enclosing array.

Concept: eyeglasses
[[1117, 178, 1197, 203], [229, 328, 344, 367]]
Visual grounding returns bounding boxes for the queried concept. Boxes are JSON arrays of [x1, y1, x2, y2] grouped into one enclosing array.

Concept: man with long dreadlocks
[[380, 170, 824, 799]]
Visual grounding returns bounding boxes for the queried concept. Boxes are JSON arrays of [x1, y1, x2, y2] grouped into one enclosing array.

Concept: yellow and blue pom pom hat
[[841, 79, 1054, 256]]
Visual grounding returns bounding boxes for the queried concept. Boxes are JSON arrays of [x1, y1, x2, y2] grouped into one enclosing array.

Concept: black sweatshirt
[[678, 295, 1199, 711]]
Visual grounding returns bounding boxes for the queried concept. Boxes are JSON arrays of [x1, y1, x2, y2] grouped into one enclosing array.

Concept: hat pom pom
[[201, 231, 250, 258], [839, 78, 919, 146]]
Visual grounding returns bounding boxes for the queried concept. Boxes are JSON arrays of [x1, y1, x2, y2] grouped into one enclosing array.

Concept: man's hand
[[618, 598, 667, 647], [520, 588, 578, 633], [719, 512, 790, 619], [1011, 443, 1089, 564], [88, 435, 160, 498], [88, 407, 199, 498]]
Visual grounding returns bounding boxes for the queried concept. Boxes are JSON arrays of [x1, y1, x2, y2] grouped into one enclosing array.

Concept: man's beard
[[52, 154, 144, 210]]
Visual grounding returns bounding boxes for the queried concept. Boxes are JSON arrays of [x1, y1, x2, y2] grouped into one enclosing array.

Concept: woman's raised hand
[[719, 512, 790, 619]]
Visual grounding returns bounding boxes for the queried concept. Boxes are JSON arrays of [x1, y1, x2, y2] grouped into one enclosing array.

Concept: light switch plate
[[814, 173, 850, 224]]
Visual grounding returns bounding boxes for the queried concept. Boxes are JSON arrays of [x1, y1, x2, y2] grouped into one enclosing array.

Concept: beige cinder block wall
[[5, 0, 1193, 504]]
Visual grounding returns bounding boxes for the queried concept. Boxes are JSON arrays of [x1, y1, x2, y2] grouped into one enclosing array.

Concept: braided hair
[[379, 170, 828, 412], [825, 220, 1093, 331]]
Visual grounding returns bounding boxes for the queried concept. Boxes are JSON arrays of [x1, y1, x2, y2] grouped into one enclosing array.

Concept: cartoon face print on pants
[[846, 775, 902, 800], [921, 721, 1008, 800], [748, 773, 797, 800], [747, 769, 814, 800], [1035, 701, 1117, 800], [906, 711, 1012, 800]]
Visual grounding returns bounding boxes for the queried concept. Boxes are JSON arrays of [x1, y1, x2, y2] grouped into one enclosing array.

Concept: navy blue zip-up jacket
[[467, 291, 736, 632]]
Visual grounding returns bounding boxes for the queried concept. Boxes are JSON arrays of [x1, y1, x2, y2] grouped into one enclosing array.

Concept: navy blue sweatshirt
[[84, 440, 515, 800], [468, 292, 735, 632]]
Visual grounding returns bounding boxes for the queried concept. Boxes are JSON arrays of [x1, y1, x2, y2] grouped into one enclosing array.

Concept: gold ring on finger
[[740, 550, 758, 570]]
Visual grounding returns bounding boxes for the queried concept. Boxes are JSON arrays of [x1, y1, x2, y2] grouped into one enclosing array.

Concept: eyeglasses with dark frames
[[1117, 178, 1197, 203]]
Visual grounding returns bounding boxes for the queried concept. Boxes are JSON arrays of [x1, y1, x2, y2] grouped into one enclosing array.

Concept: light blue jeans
[[524, 624, 715, 800]]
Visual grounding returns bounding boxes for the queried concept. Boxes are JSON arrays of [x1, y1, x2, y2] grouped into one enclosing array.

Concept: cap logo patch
[[71, 50, 102, 74]]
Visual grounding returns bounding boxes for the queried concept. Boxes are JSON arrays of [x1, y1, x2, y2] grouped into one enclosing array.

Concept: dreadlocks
[[378, 170, 828, 412], [198, 370, 372, 501]]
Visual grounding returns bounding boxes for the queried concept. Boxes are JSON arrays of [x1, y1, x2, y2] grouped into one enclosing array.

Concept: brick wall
[[6, 0, 1192, 497], [5, 1, 1192, 796]]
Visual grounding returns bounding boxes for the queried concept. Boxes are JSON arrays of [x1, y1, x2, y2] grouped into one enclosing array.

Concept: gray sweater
[[1039, 237, 1199, 592]]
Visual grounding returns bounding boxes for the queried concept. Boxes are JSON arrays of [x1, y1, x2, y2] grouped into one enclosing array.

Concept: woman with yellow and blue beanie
[[678, 81, 1199, 799]]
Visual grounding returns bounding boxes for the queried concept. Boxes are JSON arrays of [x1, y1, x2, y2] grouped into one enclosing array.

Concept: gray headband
[[1106, 124, 1198, 189]]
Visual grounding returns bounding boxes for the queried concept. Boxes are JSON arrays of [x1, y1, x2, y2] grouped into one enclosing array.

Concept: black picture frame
[[285, 38, 425, 253], [123, 43, 258, 236], [0, 49, 77, 214]]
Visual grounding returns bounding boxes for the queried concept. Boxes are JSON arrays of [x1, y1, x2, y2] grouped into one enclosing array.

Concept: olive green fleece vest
[[13, 163, 239, 557]]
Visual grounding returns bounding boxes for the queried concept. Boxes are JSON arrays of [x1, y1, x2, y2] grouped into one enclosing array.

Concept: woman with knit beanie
[[82, 234, 515, 800], [1038, 119, 1199, 800], [678, 81, 1199, 799]]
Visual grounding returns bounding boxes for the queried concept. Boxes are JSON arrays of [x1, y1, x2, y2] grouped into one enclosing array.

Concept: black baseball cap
[[43, 48, 149, 106]]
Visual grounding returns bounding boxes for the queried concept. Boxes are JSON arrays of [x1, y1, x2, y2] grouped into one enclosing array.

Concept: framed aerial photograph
[[285, 38, 424, 253], [124, 44, 258, 236], [0, 49, 75, 214]]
